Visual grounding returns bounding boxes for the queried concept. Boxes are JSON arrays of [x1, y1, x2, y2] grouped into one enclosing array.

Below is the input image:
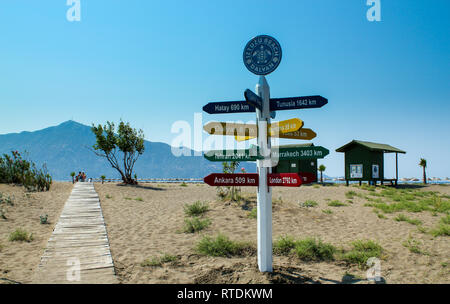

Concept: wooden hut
[[335, 140, 406, 186]]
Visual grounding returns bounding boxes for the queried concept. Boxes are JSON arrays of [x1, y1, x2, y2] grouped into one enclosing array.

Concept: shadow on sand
[[115, 183, 165, 191]]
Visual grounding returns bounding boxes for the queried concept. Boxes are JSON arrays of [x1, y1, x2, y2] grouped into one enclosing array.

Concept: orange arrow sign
[[235, 127, 316, 141]]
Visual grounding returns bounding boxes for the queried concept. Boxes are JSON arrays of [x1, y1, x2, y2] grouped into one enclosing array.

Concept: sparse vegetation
[[196, 234, 254, 257], [341, 240, 384, 268], [327, 200, 347, 207], [394, 214, 422, 226], [135, 197, 143, 202], [294, 238, 336, 261], [9, 228, 33, 242], [273, 235, 296, 255], [300, 200, 318, 208], [322, 209, 333, 214], [141, 253, 178, 267], [248, 207, 257, 219], [184, 201, 209, 217], [105, 194, 112, 199], [180, 182, 188, 187], [0, 151, 52, 192], [402, 236, 429, 255], [183, 217, 211, 233], [40, 214, 49, 224], [345, 191, 357, 199]]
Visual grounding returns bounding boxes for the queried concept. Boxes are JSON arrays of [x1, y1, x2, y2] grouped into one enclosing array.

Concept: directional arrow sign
[[269, 96, 328, 111], [269, 118, 303, 135], [203, 95, 327, 114], [272, 146, 330, 160], [236, 128, 316, 142], [267, 173, 302, 187], [298, 172, 317, 184], [244, 89, 262, 110], [203, 122, 258, 137], [202, 101, 255, 114], [204, 148, 262, 162], [204, 173, 259, 187]]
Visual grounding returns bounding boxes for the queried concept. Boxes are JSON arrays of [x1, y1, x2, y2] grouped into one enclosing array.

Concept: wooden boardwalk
[[33, 182, 117, 283]]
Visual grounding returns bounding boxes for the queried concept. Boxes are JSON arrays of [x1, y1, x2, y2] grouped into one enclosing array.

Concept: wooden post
[[395, 152, 398, 183]]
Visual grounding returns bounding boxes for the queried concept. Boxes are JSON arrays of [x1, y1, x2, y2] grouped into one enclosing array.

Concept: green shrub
[[345, 191, 357, 199], [196, 234, 254, 257], [327, 200, 347, 207], [273, 235, 296, 255], [184, 201, 209, 217], [301, 200, 318, 208], [180, 182, 188, 187], [341, 240, 383, 268], [9, 228, 33, 242], [322, 209, 333, 214], [248, 207, 257, 219], [40, 214, 49, 224], [141, 253, 178, 267], [294, 238, 336, 261], [135, 197, 143, 202], [183, 217, 211, 233], [430, 223, 450, 237], [402, 237, 428, 255]]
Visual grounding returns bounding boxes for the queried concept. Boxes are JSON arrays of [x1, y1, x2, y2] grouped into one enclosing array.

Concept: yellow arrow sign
[[235, 127, 316, 141], [203, 122, 258, 137], [268, 118, 303, 136], [204, 118, 303, 138]]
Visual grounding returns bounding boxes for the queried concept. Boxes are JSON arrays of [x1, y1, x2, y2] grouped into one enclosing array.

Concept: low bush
[[9, 228, 33, 242], [273, 235, 296, 255], [183, 217, 211, 233], [301, 200, 318, 208], [196, 234, 254, 257], [141, 253, 178, 267], [184, 201, 209, 217], [327, 200, 347, 207], [294, 238, 336, 261], [394, 214, 422, 226], [341, 240, 383, 268]]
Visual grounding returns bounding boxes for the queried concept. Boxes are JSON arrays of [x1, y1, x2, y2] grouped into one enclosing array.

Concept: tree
[[70, 172, 76, 184], [91, 121, 145, 185], [220, 161, 240, 201], [419, 158, 427, 184], [318, 164, 326, 184], [100, 175, 106, 184]]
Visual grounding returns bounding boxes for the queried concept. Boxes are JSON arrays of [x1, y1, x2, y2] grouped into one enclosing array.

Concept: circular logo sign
[[243, 35, 282, 75]]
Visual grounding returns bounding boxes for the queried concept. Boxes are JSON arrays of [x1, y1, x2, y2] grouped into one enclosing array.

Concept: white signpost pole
[[256, 75, 273, 272]]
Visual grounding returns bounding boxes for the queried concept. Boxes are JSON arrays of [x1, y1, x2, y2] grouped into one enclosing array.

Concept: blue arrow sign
[[244, 89, 262, 110], [203, 96, 327, 114]]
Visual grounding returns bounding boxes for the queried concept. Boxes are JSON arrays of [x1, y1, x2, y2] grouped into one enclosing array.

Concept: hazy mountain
[[0, 120, 255, 181]]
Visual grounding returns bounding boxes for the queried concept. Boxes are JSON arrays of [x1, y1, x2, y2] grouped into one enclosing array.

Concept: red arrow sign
[[203, 173, 259, 187], [298, 172, 317, 184], [267, 173, 302, 187]]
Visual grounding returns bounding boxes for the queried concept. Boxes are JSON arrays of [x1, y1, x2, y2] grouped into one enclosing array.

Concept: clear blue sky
[[0, 0, 449, 178]]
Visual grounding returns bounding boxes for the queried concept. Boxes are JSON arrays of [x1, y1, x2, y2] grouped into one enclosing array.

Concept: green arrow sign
[[272, 146, 329, 160], [204, 147, 262, 162]]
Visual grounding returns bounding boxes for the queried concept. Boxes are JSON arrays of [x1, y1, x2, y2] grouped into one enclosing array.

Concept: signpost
[[202, 95, 327, 115], [267, 173, 302, 187], [272, 146, 330, 160], [201, 34, 328, 273], [244, 89, 262, 110], [204, 173, 259, 187], [270, 96, 328, 111], [204, 148, 261, 162], [298, 172, 317, 184], [235, 127, 317, 142]]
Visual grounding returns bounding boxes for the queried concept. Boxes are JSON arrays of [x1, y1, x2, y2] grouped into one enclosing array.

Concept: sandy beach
[[0, 181, 448, 284], [0, 182, 72, 284], [95, 182, 449, 284]]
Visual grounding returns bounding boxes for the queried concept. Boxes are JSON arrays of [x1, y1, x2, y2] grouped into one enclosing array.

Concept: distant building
[[335, 140, 406, 186], [271, 143, 319, 183]]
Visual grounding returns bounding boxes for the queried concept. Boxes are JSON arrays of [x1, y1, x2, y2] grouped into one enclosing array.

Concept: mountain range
[[0, 120, 255, 181]]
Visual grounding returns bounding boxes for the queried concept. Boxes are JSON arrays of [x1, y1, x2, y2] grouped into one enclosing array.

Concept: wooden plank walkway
[[33, 182, 117, 283]]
